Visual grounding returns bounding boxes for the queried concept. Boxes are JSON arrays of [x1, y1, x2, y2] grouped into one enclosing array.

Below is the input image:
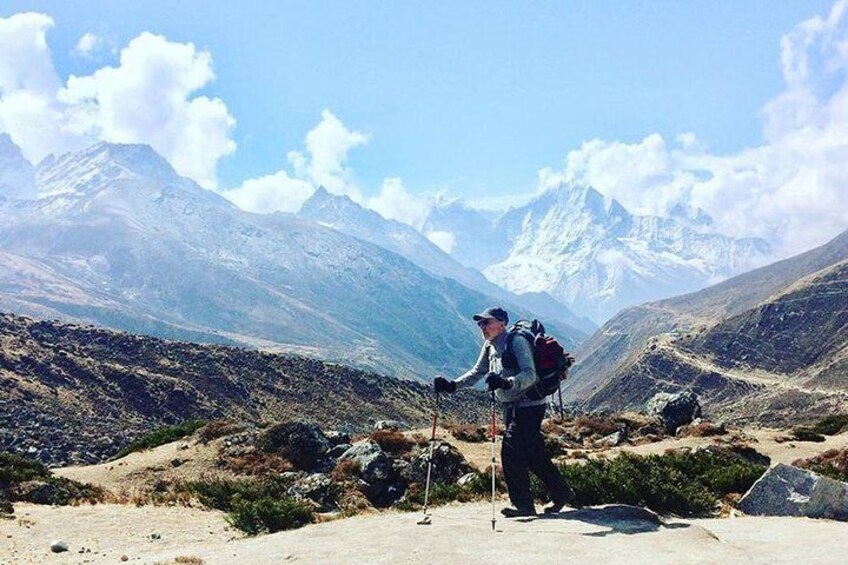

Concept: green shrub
[[112, 420, 207, 459], [1, 452, 106, 506], [811, 415, 848, 436], [227, 496, 313, 535], [400, 473, 499, 510], [0, 453, 50, 487], [791, 427, 826, 443], [556, 449, 766, 516], [186, 475, 294, 511]]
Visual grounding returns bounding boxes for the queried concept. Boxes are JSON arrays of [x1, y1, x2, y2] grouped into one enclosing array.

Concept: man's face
[[477, 318, 505, 340]]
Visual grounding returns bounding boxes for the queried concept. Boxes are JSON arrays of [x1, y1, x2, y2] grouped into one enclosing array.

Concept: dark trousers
[[502, 403, 568, 511]]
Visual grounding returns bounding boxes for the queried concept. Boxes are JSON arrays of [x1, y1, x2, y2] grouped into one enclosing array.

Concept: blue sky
[[1, 1, 847, 255]]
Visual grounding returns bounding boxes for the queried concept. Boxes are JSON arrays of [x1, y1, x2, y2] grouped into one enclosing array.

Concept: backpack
[[502, 319, 574, 401]]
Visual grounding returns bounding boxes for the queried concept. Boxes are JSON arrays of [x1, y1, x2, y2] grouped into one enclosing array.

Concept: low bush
[[811, 415, 848, 436], [556, 448, 766, 516], [573, 415, 620, 438], [185, 475, 294, 512], [368, 430, 413, 456], [447, 424, 489, 443], [329, 459, 361, 482], [227, 496, 313, 535], [199, 420, 245, 444], [112, 420, 207, 459], [793, 448, 848, 482], [218, 452, 293, 475], [791, 427, 826, 443], [0, 452, 106, 506], [400, 472, 500, 510]]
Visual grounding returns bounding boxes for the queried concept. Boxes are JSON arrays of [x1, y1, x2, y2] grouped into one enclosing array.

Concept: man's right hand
[[434, 377, 457, 394]]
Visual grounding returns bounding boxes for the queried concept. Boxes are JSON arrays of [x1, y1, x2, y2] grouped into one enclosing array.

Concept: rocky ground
[[1, 417, 846, 564]]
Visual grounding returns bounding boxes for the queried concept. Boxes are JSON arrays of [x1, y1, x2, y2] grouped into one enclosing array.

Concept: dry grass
[[368, 430, 414, 456], [678, 422, 727, 438], [198, 420, 245, 444], [329, 459, 361, 482], [445, 423, 489, 443], [218, 452, 293, 476]]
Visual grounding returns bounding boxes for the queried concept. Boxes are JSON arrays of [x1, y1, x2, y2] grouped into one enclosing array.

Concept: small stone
[[121, 555, 129, 562], [170, 458, 183, 467], [50, 540, 69, 553], [150, 532, 161, 540]]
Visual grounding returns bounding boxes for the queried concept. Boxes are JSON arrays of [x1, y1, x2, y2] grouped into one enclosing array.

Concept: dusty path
[[3, 501, 848, 565]]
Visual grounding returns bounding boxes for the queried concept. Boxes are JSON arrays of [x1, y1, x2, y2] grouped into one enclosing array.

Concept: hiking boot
[[544, 489, 582, 514], [500, 506, 537, 518]]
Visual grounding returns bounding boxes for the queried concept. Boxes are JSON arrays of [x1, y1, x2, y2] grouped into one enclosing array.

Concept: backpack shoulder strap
[[503, 326, 534, 370]]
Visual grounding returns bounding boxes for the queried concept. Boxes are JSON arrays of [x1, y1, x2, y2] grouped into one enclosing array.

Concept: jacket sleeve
[[506, 335, 537, 392], [454, 343, 489, 388]]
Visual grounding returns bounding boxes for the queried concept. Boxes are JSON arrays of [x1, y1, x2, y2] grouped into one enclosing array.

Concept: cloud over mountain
[[542, 0, 848, 259], [0, 13, 235, 189]]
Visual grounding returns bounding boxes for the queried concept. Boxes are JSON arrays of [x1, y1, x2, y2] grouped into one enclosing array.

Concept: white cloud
[[541, 0, 848, 258], [229, 110, 370, 214], [59, 32, 236, 188], [73, 32, 100, 57], [0, 14, 235, 188], [225, 169, 314, 214], [367, 177, 429, 226], [0, 13, 85, 162], [287, 109, 368, 198]]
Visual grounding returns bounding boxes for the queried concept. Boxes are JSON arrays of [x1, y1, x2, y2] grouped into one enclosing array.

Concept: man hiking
[[434, 306, 576, 517]]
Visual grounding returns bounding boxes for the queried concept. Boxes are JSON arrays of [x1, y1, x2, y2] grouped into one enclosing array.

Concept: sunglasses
[[476, 319, 498, 328]]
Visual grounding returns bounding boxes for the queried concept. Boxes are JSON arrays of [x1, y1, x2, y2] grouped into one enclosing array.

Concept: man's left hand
[[485, 372, 512, 392]]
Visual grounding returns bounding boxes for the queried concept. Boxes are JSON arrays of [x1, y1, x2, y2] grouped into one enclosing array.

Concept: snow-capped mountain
[[298, 187, 594, 337], [421, 183, 771, 323], [0, 141, 530, 381], [418, 197, 507, 270], [0, 134, 36, 200]]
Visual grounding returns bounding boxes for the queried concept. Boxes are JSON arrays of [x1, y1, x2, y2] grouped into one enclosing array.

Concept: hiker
[[434, 306, 575, 517]]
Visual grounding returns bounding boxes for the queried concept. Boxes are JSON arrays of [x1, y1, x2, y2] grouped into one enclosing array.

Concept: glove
[[434, 376, 457, 394], [564, 354, 575, 369], [485, 372, 512, 392]]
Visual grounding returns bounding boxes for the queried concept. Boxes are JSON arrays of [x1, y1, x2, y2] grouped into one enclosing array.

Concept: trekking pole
[[557, 380, 565, 422], [417, 391, 440, 525], [490, 391, 497, 531]]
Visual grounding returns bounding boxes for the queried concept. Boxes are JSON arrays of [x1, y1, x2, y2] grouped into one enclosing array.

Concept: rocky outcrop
[[257, 422, 331, 471], [406, 441, 472, 485], [739, 464, 848, 521], [646, 392, 702, 434]]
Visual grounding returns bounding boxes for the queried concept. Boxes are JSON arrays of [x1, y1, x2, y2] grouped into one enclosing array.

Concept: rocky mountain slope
[[0, 141, 570, 381], [0, 312, 487, 466], [567, 229, 848, 424], [298, 187, 594, 336], [420, 184, 771, 323]]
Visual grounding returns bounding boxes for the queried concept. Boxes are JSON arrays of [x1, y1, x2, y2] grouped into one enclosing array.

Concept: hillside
[[0, 312, 488, 466], [0, 141, 571, 381], [574, 253, 848, 424], [566, 227, 848, 411]]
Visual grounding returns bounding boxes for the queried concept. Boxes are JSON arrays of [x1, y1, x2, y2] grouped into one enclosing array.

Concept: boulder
[[256, 422, 330, 471], [338, 441, 405, 507], [325, 431, 351, 446], [646, 392, 702, 434], [50, 540, 69, 553], [288, 473, 336, 512], [374, 420, 409, 431], [597, 431, 626, 447], [406, 441, 471, 485], [327, 443, 353, 460], [739, 464, 848, 521], [338, 441, 392, 485]]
